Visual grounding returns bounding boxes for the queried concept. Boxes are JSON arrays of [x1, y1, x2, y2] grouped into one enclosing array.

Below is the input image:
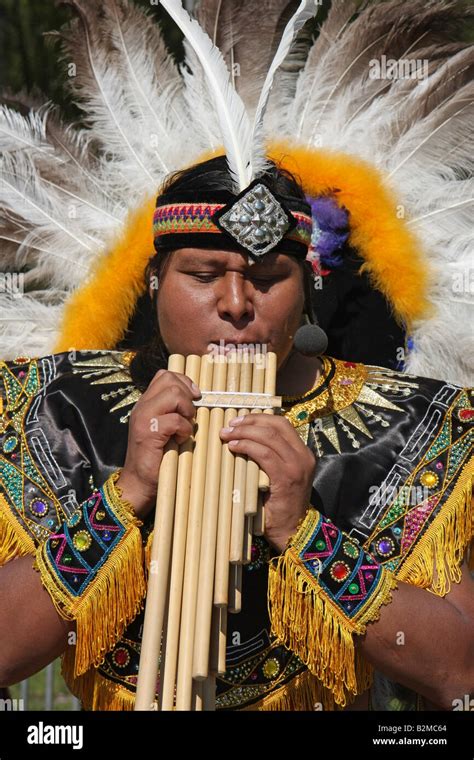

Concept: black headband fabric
[[152, 184, 312, 260]]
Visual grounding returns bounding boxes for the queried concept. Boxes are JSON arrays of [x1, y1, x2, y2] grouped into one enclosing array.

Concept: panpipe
[[134, 346, 281, 711]]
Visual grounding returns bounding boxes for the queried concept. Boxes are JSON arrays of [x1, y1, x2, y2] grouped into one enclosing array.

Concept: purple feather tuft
[[305, 194, 350, 273]]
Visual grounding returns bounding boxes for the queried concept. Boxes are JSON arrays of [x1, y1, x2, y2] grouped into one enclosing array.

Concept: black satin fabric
[[25, 352, 131, 514], [309, 368, 452, 539]]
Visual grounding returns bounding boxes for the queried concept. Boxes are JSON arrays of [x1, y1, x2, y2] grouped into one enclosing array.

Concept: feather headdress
[[0, 0, 473, 385]]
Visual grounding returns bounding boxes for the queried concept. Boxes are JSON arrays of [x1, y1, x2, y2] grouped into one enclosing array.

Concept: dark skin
[[1, 246, 473, 712]]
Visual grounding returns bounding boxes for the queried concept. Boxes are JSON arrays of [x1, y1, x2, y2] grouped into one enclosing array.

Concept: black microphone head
[[294, 324, 328, 356]]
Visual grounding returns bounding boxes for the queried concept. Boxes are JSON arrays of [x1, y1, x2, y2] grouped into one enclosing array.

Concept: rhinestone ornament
[[375, 537, 395, 557], [73, 530, 92, 552], [3, 435, 18, 453], [216, 184, 291, 258], [112, 647, 130, 668], [343, 541, 359, 559], [330, 561, 350, 582], [29, 499, 49, 517], [420, 471, 439, 489], [262, 658, 280, 679]]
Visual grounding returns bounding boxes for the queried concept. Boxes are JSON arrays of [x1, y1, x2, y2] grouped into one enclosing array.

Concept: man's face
[[152, 247, 305, 369]]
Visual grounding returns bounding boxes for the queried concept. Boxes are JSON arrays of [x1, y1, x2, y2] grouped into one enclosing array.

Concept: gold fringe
[[33, 522, 146, 678], [241, 670, 322, 711], [396, 457, 474, 595], [268, 514, 397, 708], [240, 669, 370, 712], [61, 647, 136, 711], [144, 529, 154, 581], [0, 493, 36, 566], [62, 653, 364, 713]]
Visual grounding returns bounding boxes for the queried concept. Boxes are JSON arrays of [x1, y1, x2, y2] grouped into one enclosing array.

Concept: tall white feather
[[160, 0, 252, 191], [55, 0, 202, 200], [0, 0, 215, 358], [250, 0, 319, 179]]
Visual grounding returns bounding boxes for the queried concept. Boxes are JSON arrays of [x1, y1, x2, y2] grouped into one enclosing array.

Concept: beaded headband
[[153, 180, 312, 263]]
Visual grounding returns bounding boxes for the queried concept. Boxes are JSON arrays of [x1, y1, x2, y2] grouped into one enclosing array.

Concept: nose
[[216, 271, 255, 325]]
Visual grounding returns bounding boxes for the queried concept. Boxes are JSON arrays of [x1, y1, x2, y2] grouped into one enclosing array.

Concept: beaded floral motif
[[247, 536, 270, 571], [98, 626, 144, 690]]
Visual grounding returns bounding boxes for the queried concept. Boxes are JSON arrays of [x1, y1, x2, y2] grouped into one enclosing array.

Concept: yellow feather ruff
[[269, 143, 432, 328], [54, 197, 156, 352]]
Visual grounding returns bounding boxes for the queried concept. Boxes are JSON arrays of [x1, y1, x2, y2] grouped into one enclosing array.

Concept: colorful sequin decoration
[[40, 481, 129, 596], [248, 536, 271, 571], [368, 387, 473, 571], [294, 511, 388, 618]]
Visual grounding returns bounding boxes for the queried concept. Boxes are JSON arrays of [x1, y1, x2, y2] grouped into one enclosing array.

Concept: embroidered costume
[[1, 350, 472, 710]]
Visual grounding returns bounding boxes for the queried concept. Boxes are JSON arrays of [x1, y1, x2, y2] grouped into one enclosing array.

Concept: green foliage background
[[0, 0, 187, 121]]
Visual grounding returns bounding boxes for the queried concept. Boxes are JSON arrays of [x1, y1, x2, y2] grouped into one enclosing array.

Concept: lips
[[209, 339, 265, 347], [208, 339, 270, 354]]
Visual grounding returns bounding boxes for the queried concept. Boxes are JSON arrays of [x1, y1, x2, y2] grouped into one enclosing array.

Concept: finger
[[148, 368, 201, 398], [220, 419, 298, 466], [223, 414, 305, 456], [223, 437, 285, 484], [135, 384, 197, 422], [148, 412, 195, 445]]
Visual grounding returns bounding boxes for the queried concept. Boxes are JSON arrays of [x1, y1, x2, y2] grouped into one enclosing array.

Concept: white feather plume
[[250, 0, 319, 178], [160, 0, 252, 191]]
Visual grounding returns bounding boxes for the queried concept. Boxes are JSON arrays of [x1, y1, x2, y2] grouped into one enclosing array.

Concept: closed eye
[[189, 273, 282, 284], [190, 274, 218, 282]]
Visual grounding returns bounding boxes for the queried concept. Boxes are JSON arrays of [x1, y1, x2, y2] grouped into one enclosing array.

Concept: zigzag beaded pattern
[[153, 203, 312, 245], [43, 485, 127, 597], [294, 511, 385, 620]]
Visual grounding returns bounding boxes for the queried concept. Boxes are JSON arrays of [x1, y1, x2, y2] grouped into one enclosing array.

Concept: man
[[1, 156, 473, 712]]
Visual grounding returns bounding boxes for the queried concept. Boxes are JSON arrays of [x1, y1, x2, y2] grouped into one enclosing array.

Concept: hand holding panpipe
[[134, 346, 280, 711]]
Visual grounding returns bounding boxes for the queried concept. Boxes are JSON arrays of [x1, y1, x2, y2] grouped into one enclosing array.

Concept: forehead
[[173, 247, 296, 268]]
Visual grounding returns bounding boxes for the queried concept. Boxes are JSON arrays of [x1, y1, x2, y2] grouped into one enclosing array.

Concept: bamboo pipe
[[175, 355, 214, 709], [253, 490, 265, 536], [159, 354, 201, 710], [229, 350, 252, 564], [244, 351, 266, 516], [134, 353, 185, 711], [228, 563, 242, 614], [214, 355, 241, 607], [193, 354, 228, 679], [258, 351, 278, 491]]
